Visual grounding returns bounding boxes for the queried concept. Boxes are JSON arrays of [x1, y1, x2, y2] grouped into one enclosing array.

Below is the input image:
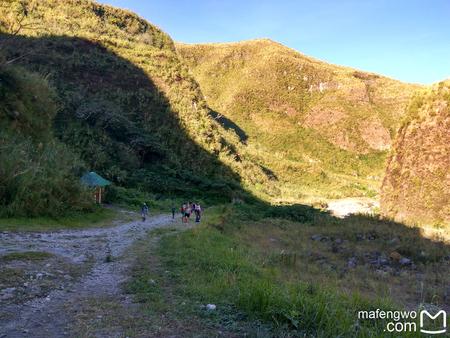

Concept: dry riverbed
[[0, 213, 172, 338]]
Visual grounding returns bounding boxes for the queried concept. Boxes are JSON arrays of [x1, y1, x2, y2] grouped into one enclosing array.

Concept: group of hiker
[[140, 201, 202, 223], [179, 202, 202, 223]]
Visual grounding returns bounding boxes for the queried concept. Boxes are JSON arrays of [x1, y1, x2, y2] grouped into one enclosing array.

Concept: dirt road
[[0, 214, 172, 338]]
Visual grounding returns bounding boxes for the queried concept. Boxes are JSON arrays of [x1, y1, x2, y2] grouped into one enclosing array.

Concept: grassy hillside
[[0, 0, 273, 207], [177, 39, 420, 202], [0, 1, 424, 208], [381, 80, 450, 228], [0, 64, 92, 216]]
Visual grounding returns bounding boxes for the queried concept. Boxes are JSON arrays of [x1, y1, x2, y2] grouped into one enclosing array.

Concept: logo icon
[[420, 310, 447, 335]]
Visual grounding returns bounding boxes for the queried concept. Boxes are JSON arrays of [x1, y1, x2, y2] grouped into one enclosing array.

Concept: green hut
[[80, 171, 111, 204]]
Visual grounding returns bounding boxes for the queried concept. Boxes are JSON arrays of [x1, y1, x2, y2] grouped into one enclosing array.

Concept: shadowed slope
[[0, 64, 92, 217], [0, 0, 274, 202]]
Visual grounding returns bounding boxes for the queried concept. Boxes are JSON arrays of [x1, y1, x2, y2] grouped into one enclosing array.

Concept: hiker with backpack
[[141, 203, 149, 222], [186, 202, 193, 222], [181, 202, 190, 223], [194, 203, 202, 223]]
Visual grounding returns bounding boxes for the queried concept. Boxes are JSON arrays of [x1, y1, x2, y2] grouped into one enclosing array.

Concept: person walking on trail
[[181, 203, 188, 223], [187, 203, 191, 223], [171, 205, 176, 220], [194, 203, 202, 223], [186, 202, 193, 223], [141, 203, 149, 222]]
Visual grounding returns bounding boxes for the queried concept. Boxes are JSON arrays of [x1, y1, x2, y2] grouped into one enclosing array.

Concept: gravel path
[[0, 214, 172, 338]]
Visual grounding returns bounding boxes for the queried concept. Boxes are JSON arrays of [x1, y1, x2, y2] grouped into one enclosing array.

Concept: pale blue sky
[[101, 0, 450, 84]]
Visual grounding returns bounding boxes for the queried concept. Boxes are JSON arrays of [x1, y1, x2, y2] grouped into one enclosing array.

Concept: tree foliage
[[0, 65, 92, 217]]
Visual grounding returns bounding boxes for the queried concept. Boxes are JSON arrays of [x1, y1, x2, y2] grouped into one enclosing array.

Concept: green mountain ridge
[[176, 39, 420, 201]]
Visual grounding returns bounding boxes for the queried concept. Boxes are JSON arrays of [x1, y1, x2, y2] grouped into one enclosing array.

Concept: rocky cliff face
[[381, 81, 450, 226]]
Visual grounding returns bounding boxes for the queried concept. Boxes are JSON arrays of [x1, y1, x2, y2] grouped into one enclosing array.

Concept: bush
[[0, 65, 92, 217], [0, 134, 92, 217]]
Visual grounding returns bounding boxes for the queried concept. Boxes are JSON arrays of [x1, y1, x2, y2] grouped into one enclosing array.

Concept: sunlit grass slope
[[177, 39, 421, 201]]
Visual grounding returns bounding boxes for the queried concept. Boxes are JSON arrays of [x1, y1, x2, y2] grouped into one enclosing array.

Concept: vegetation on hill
[[0, 63, 93, 217], [381, 80, 450, 228], [177, 40, 420, 201], [1, 0, 426, 211], [0, 0, 274, 211]]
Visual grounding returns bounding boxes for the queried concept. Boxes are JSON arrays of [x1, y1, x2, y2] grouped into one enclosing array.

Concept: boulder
[[389, 251, 402, 261]]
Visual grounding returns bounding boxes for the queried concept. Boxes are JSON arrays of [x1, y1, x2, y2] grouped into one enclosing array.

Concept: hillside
[[0, 0, 272, 206], [0, 1, 424, 206], [177, 39, 420, 201], [381, 80, 450, 228], [0, 64, 91, 216]]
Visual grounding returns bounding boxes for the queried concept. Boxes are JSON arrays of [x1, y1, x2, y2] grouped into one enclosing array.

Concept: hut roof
[[80, 172, 111, 187]]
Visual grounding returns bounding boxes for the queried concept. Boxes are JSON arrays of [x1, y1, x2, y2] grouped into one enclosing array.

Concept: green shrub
[[0, 65, 91, 217]]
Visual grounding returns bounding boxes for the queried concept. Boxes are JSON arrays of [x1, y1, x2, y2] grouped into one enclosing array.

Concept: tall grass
[[157, 220, 416, 337], [0, 65, 92, 217], [126, 199, 450, 336]]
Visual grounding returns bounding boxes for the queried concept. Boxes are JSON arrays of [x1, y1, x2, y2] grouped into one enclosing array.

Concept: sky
[[101, 0, 450, 84]]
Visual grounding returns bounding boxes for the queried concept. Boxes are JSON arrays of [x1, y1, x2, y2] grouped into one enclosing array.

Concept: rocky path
[[0, 213, 172, 338]]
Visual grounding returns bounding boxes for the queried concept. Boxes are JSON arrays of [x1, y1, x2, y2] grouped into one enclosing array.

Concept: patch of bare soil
[[358, 118, 391, 151], [304, 106, 347, 128], [0, 214, 172, 338], [328, 129, 359, 152], [269, 102, 300, 118], [303, 106, 362, 152]]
